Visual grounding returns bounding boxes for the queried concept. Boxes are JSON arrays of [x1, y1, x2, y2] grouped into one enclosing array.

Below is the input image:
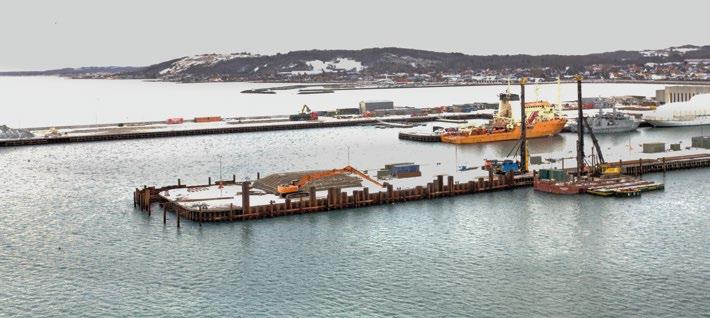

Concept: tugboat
[[567, 107, 640, 134]]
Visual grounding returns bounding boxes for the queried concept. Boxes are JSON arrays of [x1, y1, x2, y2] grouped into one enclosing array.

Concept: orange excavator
[[276, 165, 385, 196]]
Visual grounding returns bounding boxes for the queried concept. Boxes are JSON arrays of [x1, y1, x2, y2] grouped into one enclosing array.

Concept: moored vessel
[[441, 93, 567, 144], [567, 107, 640, 133]]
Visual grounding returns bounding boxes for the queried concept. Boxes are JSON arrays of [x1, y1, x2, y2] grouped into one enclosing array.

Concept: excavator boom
[[277, 165, 384, 195]]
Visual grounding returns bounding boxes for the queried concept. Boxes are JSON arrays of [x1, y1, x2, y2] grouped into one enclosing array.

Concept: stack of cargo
[[539, 169, 568, 182], [194, 116, 222, 123]]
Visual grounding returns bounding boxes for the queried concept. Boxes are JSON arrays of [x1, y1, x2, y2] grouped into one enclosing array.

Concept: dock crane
[[276, 165, 385, 196]]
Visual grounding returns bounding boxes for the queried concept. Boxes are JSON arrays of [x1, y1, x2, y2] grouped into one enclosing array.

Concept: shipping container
[[166, 117, 184, 124], [194, 116, 222, 123], [390, 164, 420, 174], [539, 169, 550, 180], [691, 136, 710, 149], [670, 143, 681, 151], [385, 162, 414, 170], [376, 169, 391, 179], [394, 171, 422, 179], [547, 169, 567, 181], [642, 143, 665, 153]]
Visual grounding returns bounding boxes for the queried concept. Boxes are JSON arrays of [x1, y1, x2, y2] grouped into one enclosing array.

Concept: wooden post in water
[[619, 159, 623, 174], [208, 177, 211, 185], [447, 176, 454, 195], [309, 187, 316, 209], [176, 207, 180, 228], [163, 203, 167, 224], [662, 157, 667, 176], [638, 158, 643, 176], [241, 181, 250, 215], [488, 169, 493, 189], [178, 178, 181, 186]]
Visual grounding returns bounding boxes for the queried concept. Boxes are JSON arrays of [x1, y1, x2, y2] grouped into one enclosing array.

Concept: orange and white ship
[[441, 93, 567, 144]]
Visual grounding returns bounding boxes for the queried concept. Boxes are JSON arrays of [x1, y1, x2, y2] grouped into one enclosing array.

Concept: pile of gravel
[[0, 125, 34, 139]]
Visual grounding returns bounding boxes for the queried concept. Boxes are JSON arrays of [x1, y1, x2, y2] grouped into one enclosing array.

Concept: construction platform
[[133, 153, 710, 225]]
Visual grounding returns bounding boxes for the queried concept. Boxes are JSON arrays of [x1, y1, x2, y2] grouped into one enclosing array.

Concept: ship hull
[[645, 117, 710, 127], [533, 179, 584, 194], [441, 118, 566, 144], [567, 120, 640, 133]]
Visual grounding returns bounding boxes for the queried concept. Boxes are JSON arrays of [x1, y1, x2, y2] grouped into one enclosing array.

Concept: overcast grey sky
[[1, 0, 707, 71]]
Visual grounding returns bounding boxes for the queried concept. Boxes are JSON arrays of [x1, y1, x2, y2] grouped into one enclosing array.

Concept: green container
[[691, 136, 710, 149], [549, 169, 567, 181], [539, 169, 550, 179], [643, 143, 665, 153]]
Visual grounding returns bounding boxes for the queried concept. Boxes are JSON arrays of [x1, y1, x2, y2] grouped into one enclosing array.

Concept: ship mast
[[556, 76, 562, 112], [575, 75, 585, 178], [520, 77, 528, 173]]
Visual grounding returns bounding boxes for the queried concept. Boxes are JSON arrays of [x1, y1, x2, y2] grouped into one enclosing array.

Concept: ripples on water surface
[[1, 115, 709, 317]]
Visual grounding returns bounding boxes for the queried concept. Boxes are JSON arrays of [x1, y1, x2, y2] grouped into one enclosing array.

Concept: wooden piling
[[163, 203, 167, 224], [488, 169, 493, 189], [309, 187, 316, 208], [241, 181, 251, 215], [447, 175, 454, 195]]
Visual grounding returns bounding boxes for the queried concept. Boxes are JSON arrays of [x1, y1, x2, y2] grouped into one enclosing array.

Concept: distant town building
[[359, 100, 394, 113], [656, 86, 710, 104]]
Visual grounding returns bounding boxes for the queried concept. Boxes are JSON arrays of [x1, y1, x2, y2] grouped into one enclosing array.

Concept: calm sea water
[[0, 76, 666, 128], [1, 116, 708, 316]]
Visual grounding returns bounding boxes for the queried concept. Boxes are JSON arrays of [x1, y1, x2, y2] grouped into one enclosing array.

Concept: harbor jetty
[[0, 112, 491, 147]]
